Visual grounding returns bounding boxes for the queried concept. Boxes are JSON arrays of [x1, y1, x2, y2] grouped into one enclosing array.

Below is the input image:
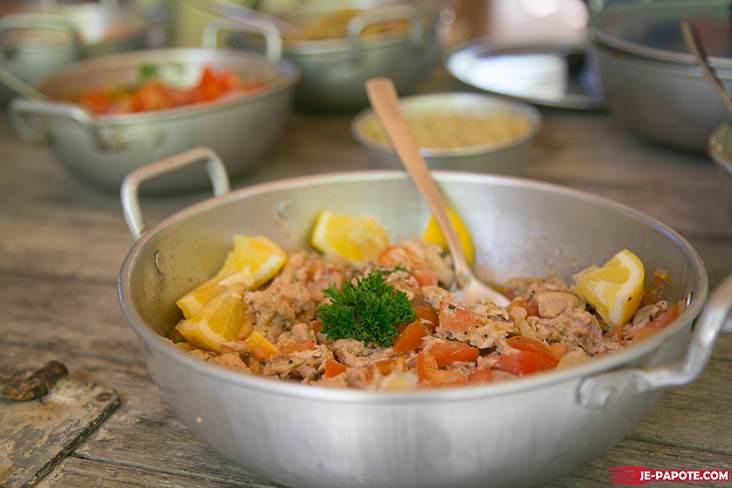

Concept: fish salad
[[166, 213, 682, 390]]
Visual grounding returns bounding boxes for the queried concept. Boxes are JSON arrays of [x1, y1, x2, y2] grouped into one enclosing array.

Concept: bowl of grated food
[[351, 91, 542, 176]]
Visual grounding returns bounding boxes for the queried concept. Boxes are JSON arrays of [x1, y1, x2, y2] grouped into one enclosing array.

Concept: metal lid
[[444, 39, 605, 110], [588, 0, 732, 68]]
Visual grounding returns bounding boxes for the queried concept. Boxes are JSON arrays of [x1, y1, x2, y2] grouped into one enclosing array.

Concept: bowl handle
[[346, 6, 426, 62], [120, 147, 231, 240], [577, 274, 732, 408], [8, 97, 115, 149], [201, 17, 282, 63], [0, 13, 82, 58]]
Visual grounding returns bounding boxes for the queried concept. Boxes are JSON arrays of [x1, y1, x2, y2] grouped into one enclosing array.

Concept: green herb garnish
[[139, 64, 158, 82], [318, 270, 417, 347]]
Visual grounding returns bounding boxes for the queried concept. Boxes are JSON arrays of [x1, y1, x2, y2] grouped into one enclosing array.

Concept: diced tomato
[[371, 358, 397, 376], [507, 336, 561, 360], [426, 339, 479, 366], [469, 365, 493, 384], [415, 352, 468, 388], [392, 319, 427, 355], [629, 327, 661, 341], [136, 81, 173, 112], [638, 289, 660, 309], [523, 300, 540, 317], [71, 65, 263, 116], [438, 301, 484, 332], [80, 91, 112, 115], [365, 358, 398, 382], [195, 66, 226, 101], [628, 303, 681, 341], [411, 268, 438, 288], [378, 245, 424, 270], [309, 320, 322, 334], [323, 359, 348, 378], [648, 304, 680, 329], [413, 304, 440, 331], [493, 336, 558, 376], [507, 296, 539, 317]]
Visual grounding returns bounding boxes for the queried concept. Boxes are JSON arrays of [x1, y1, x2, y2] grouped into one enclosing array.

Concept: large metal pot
[[117, 148, 732, 488], [587, 0, 732, 151], [282, 2, 444, 110], [8, 26, 299, 193], [0, 0, 150, 104], [221, 0, 446, 110]]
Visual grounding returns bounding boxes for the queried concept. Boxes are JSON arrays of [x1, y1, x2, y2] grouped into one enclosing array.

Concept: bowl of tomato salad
[[7, 43, 300, 193]]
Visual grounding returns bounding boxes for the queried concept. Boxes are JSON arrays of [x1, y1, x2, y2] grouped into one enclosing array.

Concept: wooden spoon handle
[[364, 77, 470, 277]]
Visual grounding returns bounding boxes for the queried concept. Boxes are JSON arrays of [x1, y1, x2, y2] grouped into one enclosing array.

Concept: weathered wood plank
[[0, 376, 120, 488], [0, 275, 140, 357], [37, 456, 284, 488], [630, 347, 732, 452], [546, 438, 732, 487]]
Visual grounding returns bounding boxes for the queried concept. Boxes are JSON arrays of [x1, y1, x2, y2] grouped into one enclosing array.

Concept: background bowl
[[351, 92, 541, 176], [226, 0, 447, 111], [708, 123, 732, 221], [588, 1, 732, 152], [0, 1, 150, 105], [8, 47, 300, 193]]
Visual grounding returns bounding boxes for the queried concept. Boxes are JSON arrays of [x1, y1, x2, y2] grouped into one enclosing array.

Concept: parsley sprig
[[318, 270, 416, 347]]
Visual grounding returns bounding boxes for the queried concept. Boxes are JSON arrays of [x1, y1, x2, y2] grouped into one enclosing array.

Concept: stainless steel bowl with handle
[[0, 0, 150, 104], [587, 0, 732, 151], [228, 0, 446, 110], [117, 148, 732, 488], [8, 23, 300, 193]]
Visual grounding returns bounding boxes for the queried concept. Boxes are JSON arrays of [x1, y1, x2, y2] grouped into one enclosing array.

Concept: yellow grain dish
[[359, 111, 533, 150], [299, 9, 411, 41]]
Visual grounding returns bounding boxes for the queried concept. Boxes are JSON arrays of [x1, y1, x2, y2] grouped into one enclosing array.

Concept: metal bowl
[[0, 1, 150, 104], [8, 45, 299, 193], [117, 148, 732, 488], [236, 1, 447, 110], [587, 0, 732, 151], [351, 92, 541, 176], [708, 123, 732, 221]]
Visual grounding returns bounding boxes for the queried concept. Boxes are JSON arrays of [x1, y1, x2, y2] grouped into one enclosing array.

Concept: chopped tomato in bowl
[[68, 65, 267, 116]]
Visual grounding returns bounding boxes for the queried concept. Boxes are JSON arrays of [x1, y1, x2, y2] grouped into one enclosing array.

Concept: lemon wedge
[[176, 274, 228, 320], [573, 249, 645, 327], [311, 211, 389, 263], [175, 283, 253, 352], [218, 235, 287, 279], [423, 207, 474, 266], [175, 235, 287, 319]]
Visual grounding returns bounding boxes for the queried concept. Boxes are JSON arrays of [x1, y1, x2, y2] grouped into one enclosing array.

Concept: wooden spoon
[[365, 77, 510, 307]]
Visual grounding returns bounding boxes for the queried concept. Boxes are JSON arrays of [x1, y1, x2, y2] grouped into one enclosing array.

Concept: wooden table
[[2, 68, 731, 487]]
